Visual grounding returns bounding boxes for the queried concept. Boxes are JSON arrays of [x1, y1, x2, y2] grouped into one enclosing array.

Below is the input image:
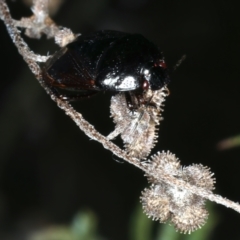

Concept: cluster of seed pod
[[141, 151, 215, 233], [108, 87, 168, 159]]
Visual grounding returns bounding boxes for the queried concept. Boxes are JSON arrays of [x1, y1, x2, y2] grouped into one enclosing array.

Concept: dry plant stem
[[1, 0, 240, 216], [0, 0, 48, 64], [32, 0, 49, 16], [13, 0, 49, 27]]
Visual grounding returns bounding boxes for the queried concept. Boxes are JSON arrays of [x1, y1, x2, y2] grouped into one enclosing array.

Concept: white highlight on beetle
[[117, 76, 137, 90]]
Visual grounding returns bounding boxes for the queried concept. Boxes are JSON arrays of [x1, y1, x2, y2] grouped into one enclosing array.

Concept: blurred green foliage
[[130, 202, 217, 240], [31, 202, 217, 240], [217, 135, 240, 150], [29, 210, 103, 240]]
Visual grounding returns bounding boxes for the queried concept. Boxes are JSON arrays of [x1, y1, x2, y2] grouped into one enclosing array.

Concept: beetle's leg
[[135, 92, 157, 109], [125, 92, 139, 111], [125, 91, 157, 110]]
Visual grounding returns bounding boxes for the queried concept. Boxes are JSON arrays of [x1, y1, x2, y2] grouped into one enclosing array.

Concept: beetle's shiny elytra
[[42, 30, 170, 105]]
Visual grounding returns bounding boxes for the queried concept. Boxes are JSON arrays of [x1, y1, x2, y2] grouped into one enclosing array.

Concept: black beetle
[[42, 30, 169, 108]]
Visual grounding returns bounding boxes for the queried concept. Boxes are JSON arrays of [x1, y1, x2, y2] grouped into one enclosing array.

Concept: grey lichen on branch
[[1, 0, 240, 234]]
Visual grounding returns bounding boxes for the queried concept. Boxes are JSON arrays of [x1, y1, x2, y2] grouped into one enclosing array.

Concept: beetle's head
[[141, 60, 170, 91]]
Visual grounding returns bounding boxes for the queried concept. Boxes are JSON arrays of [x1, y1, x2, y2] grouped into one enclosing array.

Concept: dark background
[[0, 0, 240, 239]]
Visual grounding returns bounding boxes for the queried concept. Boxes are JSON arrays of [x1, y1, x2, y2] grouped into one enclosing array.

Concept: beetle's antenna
[[172, 54, 186, 72]]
